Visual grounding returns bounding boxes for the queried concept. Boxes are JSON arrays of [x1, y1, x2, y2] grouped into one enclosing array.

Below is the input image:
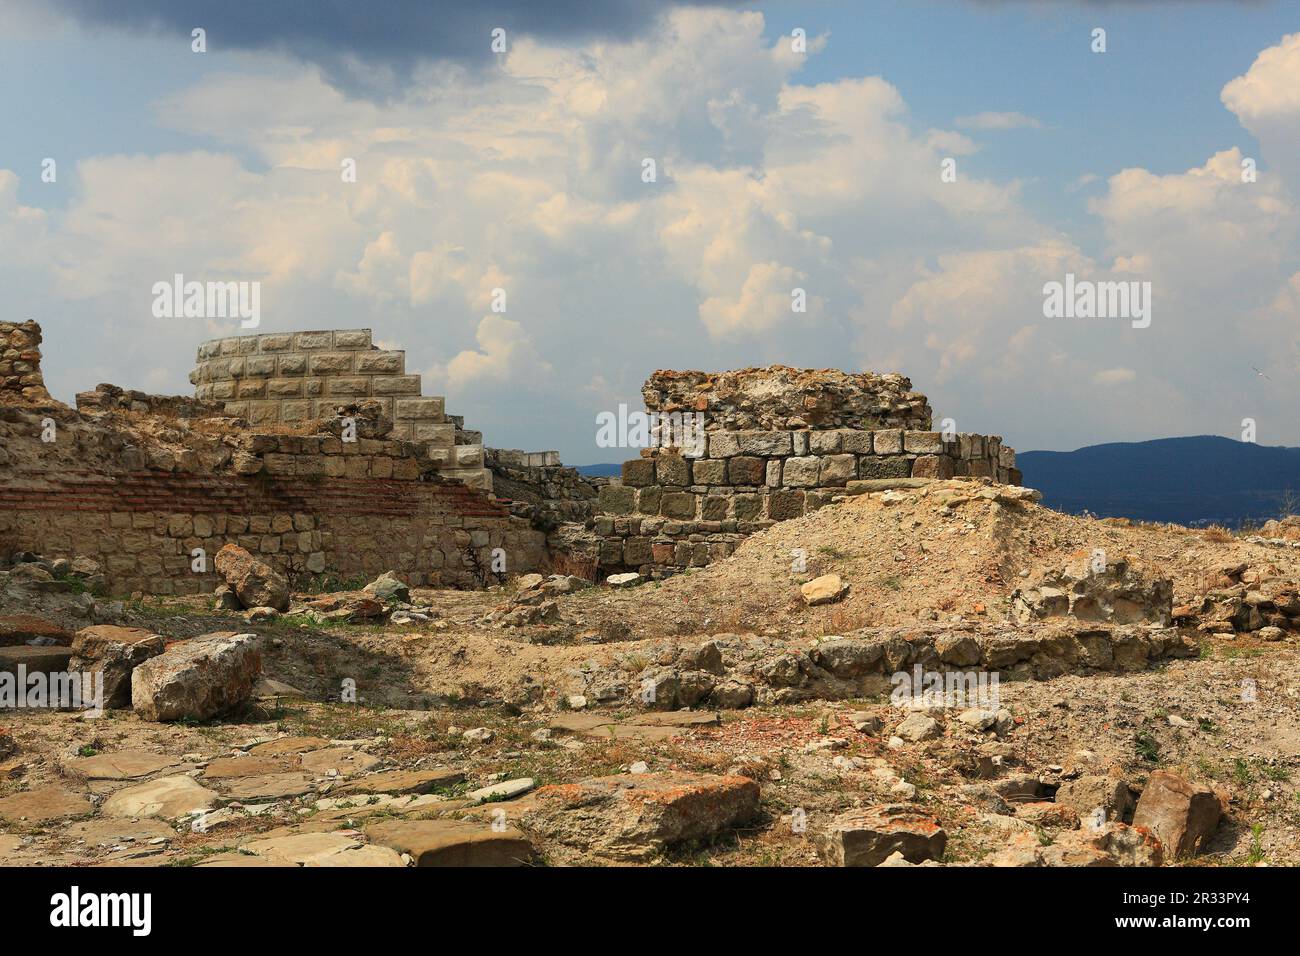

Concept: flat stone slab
[[0, 646, 74, 674], [467, 778, 535, 804], [582, 724, 685, 741], [298, 748, 380, 776], [65, 751, 181, 781], [65, 817, 177, 847], [241, 831, 405, 867], [549, 713, 615, 733], [0, 785, 92, 823], [485, 771, 761, 863], [549, 711, 719, 741], [201, 755, 297, 779], [100, 775, 218, 821], [195, 852, 282, 867], [249, 736, 332, 756], [218, 772, 316, 801], [365, 819, 533, 867], [0, 615, 72, 647], [331, 768, 464, 797], [312, 793, 447, 819], [631, 711, 721, 728]]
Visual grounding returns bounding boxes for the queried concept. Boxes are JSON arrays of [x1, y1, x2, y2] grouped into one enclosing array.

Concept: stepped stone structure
[[189, 329, 490, 491]]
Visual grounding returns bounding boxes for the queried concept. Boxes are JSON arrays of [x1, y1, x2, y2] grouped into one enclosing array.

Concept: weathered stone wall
[[0, 472, 534, 594], [0, 402, 546, 594], [76, 383, 226, 420], [0, 320, 51, 404], [491, 449, 562, 468], [485, 448, 602, 531], [189, 329, 490, 490], [566, 366, 1019, 578], [582, 428, 1018, 575]]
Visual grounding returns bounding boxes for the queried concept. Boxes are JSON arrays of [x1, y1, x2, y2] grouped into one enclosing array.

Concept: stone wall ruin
[[573, 366, 1019, 577], [0, 326, 1024, 597], [0, 323, 544, 594]]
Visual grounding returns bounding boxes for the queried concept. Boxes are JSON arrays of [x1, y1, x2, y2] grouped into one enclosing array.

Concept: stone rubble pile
[[1011, 558, 1173, 627], [557, 624, 1201, 712]]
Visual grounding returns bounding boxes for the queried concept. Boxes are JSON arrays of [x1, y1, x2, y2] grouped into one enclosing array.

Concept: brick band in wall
[[0, 470, 541, 595], [0, 472, 508, 518]]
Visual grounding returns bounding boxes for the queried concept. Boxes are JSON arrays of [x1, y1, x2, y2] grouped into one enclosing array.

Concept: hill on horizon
[[579, 436, 1300, 527], [1017, 435, 1300, 527]]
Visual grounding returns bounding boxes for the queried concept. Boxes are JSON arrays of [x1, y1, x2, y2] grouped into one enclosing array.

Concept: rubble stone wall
[[0, 404, 546, 594], [485, 447, 603, 529], [0, 320, 51, 404], [643, 366, 932, 430]]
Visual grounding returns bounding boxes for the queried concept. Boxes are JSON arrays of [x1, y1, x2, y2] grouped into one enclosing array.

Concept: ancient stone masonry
[[485, 448, 602, 529], [0, 323, 546, 595], [643, 366, 932, 431], [0, 320, 53, 404], [76, 383, 225, 420], [566, 367, 1019, 577], [190, 329, 490, 491]]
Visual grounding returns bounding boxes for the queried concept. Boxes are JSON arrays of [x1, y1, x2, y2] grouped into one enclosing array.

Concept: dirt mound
[[568, 480, 1300, 641]]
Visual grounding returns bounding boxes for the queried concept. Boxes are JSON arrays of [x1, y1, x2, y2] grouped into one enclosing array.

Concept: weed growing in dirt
[[1134, 731, 1160, 763]]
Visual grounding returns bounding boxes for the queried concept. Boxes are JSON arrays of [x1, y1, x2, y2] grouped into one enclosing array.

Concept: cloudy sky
[[2, 0, 1299, 462]]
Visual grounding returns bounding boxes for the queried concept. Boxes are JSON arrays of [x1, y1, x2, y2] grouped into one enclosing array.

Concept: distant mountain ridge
[[580, 437, 1300, 527], [1017, 435, 1300, 527]]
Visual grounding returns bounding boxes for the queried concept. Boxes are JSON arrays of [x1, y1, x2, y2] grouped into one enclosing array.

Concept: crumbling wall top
[[642, 365, 932, 431], [0, 320, 53, 406]]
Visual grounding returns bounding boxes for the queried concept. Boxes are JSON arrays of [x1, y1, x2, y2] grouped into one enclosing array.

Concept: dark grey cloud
[[42, 0, 741, 95]]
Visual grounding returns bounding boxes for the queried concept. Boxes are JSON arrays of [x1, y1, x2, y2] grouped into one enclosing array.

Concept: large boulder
[[817, 805, 946, 867], [362, 570, 409, 605], [365, 819, 533, 867], [801, 574, 849, 607], [213, 544, 289, 611], [1132, 771, 1222, 859], [1055, 774, 1135, 825], [1011, 558, 1172, 627], [69, 625, 165, 709], [989, 822, 1162, 867], [505, 772, 760, 862], [131, 632, 262, 722]]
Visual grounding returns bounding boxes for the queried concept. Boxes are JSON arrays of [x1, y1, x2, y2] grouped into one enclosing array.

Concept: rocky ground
[[3, 481, 1300, 867]]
